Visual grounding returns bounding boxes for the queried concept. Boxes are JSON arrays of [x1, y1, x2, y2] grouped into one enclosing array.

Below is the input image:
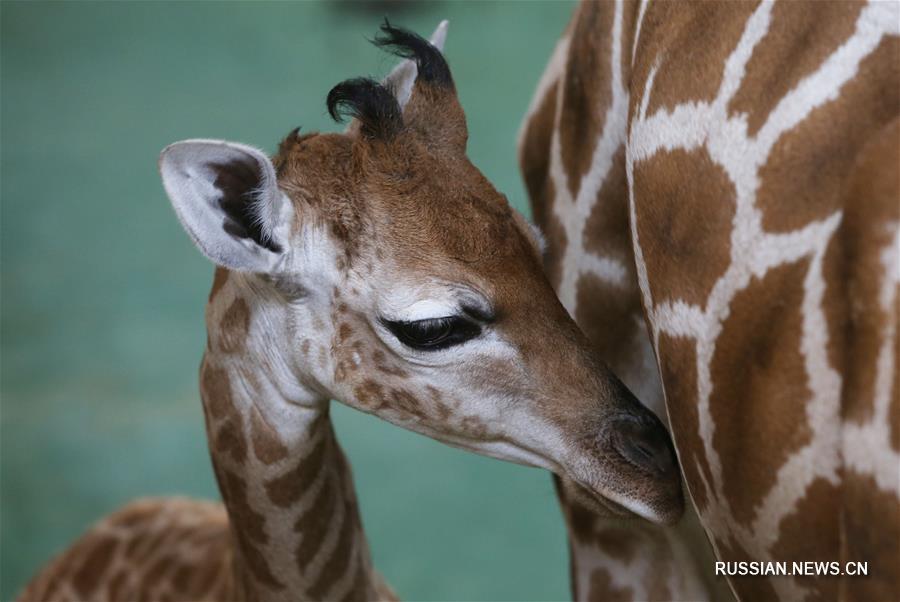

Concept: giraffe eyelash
[[381, 315, 481, 351]]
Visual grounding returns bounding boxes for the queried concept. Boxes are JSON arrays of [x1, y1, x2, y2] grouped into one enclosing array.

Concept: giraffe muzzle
[[565, 374, 685, 524]]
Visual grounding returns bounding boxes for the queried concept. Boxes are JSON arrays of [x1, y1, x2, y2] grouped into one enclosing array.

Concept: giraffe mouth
[[566, 478, 635, 518], [431, 429, 682, 523], [566, 454, 686, 526], [574, 474, 678, 523]]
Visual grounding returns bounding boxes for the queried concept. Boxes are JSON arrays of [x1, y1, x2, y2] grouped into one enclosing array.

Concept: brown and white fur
[[20, 21, 686, 602], [520, 1, 899, 600]]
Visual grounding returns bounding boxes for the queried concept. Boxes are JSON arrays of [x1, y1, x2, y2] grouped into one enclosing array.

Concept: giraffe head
[[158, 22, 683, 525]]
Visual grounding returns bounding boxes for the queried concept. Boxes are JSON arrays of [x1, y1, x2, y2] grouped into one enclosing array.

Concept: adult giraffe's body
[[20, 21, 686, 601], [520, 1, 899, 600]]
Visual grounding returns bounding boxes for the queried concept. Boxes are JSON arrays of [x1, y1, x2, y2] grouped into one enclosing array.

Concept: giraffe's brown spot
[[460, 415, 490, 439], [340, 554, 370, 602], [185, 520, 228, 549], [353, 379, 384, 410], [388, 388, 422, 417], [710, 259, 813, 527], [249, 406, 289, 465], [108, 569, 131, 601], [307, 485, 361, 600], [839, 117, 900, 440], [124, 520, 171, 565], [822, 229, 848, 407], [559, 0, 614, 199], [71, 534, 118, 597], [335, 359, 350, 383], [425, 385, 442, 402], [373, 351, 408, 378], [637, 1, 760, 117], [562, 486, 596, 546], [842, 471, 900, 600], [646, 557, 673, 602], [140, 552, 176, 595], [714, 535, 779, 601], [206, 380, 248, 465], [595, 527, 638, 563], [582, 147, 632, 265], [633, 147, 735, 306], [216, 298, 251, 353], [220, 469, 283, 590], [294, 471, 338, 564], [201, 363, 232, 421], [338, 322, 352, 343], [656, 333, 712, 512], [171, 563, 192, 593], [770, 477, 840, 599], [433, 398, 451, 420], [756, 36, 899, 233], [216, 419, 248, 464], [575, 273, 641, 376], [192, 551, 227, 597], [265, 426, 329, 508], [586, 567, 633, 602], [209, 267, 229, 302], [520, 80, 556, 207], [519, 73, 567, 291], [728, 1, 863, 136]]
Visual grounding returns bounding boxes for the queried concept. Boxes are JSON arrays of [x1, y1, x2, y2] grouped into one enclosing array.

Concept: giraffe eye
[[382, 316, 481, 351]]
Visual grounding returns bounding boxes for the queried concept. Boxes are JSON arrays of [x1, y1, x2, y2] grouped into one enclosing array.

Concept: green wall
[[0, 1, 575, 600]]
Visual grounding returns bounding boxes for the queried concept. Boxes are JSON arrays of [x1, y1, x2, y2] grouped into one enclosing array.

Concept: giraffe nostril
[[610, 417, 676, 477]]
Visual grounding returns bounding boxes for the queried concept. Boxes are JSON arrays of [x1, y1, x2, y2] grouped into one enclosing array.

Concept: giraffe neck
[[200, 268, 376, 602]]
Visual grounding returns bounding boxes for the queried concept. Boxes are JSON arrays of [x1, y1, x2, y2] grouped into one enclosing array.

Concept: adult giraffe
[[520, 0, 899, 600], [19, 21, 685, 601]]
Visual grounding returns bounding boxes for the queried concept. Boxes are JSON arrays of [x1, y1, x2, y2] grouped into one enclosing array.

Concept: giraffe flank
[[520, 1, 900, 600], [20, 21, 687, 601]]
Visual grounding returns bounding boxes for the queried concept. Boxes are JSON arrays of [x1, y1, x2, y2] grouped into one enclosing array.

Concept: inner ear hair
[[209, 159, 282, 253]]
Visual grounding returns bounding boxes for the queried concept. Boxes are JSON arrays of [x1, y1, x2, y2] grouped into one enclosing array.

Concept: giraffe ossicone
[[19, 19, 684, 602]]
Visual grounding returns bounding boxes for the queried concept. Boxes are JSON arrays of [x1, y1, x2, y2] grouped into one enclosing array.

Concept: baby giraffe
[[19, 22, 682, 602]]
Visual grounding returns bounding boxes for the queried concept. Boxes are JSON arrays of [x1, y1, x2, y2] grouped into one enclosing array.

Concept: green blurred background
[[1, 1, 576, 600]]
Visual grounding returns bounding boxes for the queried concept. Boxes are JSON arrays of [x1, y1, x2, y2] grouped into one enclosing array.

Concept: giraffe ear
[[159, 139, 292, 273]]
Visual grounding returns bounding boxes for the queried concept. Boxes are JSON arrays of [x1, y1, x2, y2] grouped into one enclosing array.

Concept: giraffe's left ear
[[159, 139, 292, 273]]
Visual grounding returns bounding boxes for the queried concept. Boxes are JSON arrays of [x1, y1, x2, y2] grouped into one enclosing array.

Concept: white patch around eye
[[397, 298, 458, 321], [377, 283, 482, 323]]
